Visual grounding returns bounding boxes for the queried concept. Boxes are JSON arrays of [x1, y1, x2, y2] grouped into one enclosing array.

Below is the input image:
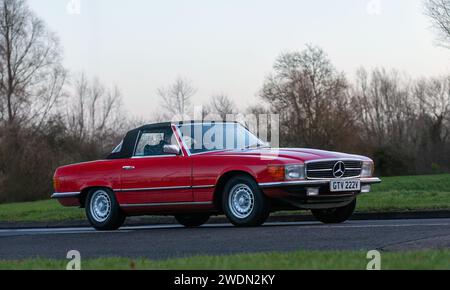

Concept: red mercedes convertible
[[52, 121, 381, 230]]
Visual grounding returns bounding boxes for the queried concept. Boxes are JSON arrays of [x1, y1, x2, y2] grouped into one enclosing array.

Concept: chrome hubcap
[[90, 190, 112, 223], [228, 184, 255, 219]]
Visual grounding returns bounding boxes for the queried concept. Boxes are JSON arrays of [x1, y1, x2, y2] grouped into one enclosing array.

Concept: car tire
[[85, 188, 126, 231], [311, 199, 356, 224], [175, 214, 210, 228], [222, 175, 270, 227]]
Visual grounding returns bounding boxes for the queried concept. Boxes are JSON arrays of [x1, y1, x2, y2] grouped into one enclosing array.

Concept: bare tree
[[158, 77, 196, 119], [414, 76, 450, 145], [261, 45, 355, 150], [0, 0, 66, 127], [207, 94, 236, 120], [424, 0, 450, 47], [67, 73, 124, 146], [353, 68, 416, 147], [423, 0, 450, 170], [352, 67, 450, 174]]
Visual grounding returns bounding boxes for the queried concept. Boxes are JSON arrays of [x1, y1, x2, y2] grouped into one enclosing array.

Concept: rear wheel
[[311, 199, 356, 224], [85, 188, 125, 231], [175, 214, 210, 228], [222, 175, 270, 227]]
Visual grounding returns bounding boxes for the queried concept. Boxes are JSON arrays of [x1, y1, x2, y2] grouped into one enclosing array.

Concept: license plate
[[330, 179, 361, 192]]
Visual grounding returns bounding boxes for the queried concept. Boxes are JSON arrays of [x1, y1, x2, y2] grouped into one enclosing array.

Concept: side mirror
[[163, 145, 181, 155]]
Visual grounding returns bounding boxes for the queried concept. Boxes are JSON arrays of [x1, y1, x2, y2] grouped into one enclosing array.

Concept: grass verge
[[0, 250, 448, 270], [0, 199, 85, 222], [357, 174, 450, 212]]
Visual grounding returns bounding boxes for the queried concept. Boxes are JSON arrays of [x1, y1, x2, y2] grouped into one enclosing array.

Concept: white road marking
[[0, 219, 449, 237]]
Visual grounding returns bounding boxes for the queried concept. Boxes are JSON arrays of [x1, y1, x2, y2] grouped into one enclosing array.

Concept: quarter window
[[111, 140, 123, 153]]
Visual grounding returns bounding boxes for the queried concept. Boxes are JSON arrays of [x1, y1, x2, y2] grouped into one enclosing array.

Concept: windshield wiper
[[243, 144, 271, 150]]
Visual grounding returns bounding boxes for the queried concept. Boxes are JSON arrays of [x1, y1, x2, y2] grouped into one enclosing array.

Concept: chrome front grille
[[306, 160, 363, 179]]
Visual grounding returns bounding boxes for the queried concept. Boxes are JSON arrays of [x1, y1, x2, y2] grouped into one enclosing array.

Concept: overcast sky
[[28, 0, 450, 119]]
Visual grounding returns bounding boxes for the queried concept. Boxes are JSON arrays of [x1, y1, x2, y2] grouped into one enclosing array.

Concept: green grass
[[0, 199, 85, 222], [0, 174, 449, 223], [0, 250, 448, 270], [357, 174, 450, 212]]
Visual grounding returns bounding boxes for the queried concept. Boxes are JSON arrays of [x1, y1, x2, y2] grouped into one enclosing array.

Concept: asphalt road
[[0, 219, 449, 260]]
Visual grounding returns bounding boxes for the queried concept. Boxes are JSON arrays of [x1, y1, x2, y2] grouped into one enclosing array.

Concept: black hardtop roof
[[135, 121, 241, 131], [108, 121, 245, 160]]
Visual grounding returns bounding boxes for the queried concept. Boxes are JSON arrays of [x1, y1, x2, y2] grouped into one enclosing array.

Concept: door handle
[[122, 166, 135, 170]]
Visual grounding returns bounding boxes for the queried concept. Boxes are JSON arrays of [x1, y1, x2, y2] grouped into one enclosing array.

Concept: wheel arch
[[79, 186, 115, 208], [212, 170, 258, 212]]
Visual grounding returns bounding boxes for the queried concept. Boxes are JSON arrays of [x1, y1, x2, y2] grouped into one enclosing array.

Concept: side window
[[134, 130, 173, 157]]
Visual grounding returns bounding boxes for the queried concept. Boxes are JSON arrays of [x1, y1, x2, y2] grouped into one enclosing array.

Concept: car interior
[[137, 129, 175, 157]]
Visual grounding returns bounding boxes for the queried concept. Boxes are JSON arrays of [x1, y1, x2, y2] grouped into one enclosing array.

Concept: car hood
[[205, 148, 371, 163]]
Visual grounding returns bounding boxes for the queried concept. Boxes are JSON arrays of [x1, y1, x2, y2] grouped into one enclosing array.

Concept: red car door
[[116, 126, 193, 206]]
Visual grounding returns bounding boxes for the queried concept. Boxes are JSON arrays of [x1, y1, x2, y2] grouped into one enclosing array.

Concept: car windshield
[[178, 123, 267, 154]]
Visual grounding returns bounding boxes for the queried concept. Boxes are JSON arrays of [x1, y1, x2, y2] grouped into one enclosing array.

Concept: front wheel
[[311, 199, 356, 224], [175, 214, 210, 228], [222, 175, 270, 227], [85, 188, 126, 231]]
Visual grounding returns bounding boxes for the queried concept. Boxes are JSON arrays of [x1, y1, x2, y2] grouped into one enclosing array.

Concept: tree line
[[163, 46, 450, 178], [261, 46, 450, 177], [0, 0, 448, 203]]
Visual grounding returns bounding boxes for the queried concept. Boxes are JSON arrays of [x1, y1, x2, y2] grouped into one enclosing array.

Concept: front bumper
[[259, 177, 381, 210], [259, 177, 381, 189]]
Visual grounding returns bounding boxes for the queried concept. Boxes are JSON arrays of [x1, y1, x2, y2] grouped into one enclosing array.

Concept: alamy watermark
[[66, 0, 82, 15], [366, 250, 381, 270], [366, 0, 382, 16], [66, 250, 81, 270]]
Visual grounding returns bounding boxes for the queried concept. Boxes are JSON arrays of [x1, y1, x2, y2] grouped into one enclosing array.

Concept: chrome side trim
[[192, 185, 216, 189], [120, 201, 213, 208], [259, 177, 381, 188], [51, 192, 81, 199], [115, 186, 192, 193], [131, 155, 180, 159], [115, 185, 215, 193]]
